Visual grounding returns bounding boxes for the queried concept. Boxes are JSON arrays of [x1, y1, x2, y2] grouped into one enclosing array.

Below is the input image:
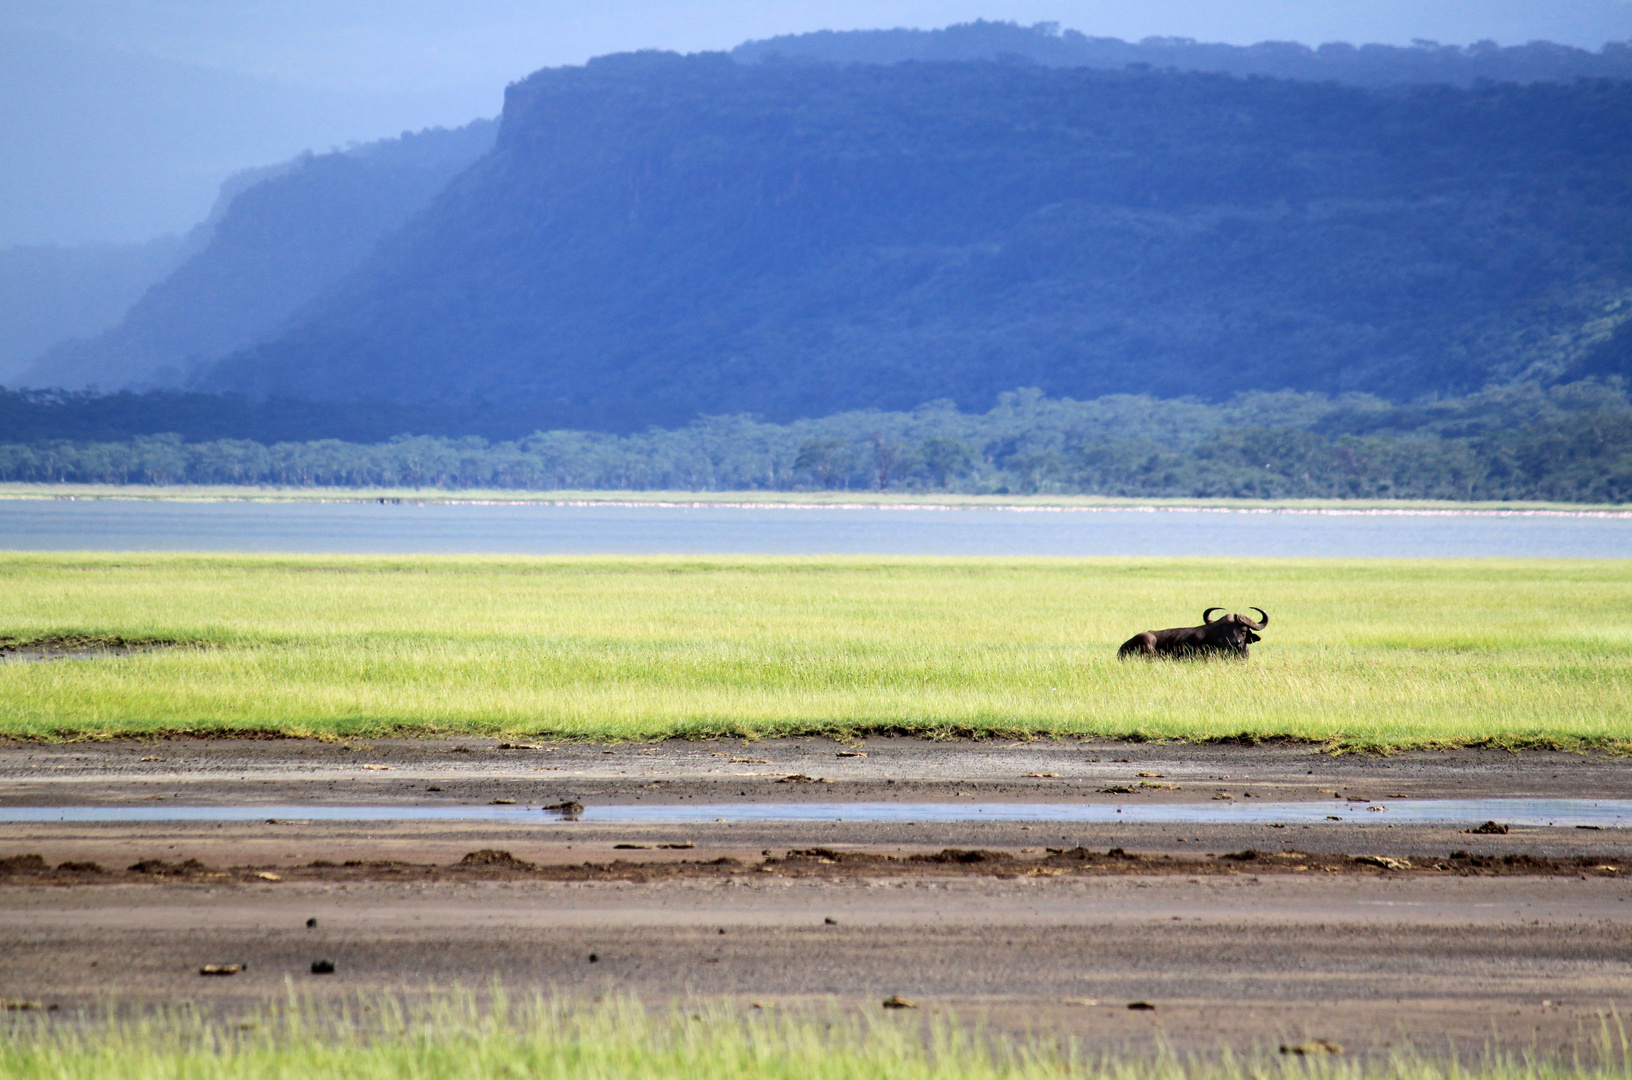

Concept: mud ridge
[[2, 847, 1625, 885]]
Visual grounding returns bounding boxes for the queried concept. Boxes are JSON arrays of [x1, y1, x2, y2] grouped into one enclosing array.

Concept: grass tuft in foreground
[[0, 554, 1628, 749], [2, 992, 1629, 1080]]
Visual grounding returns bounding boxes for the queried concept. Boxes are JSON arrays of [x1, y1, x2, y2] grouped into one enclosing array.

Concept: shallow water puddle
[[0, 649, 132, 664], [2, 799, 1628, 827]]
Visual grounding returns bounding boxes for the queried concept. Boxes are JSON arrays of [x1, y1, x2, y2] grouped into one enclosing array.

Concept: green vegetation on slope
[[0, 555, 1626, 748], [6, 992, 1627, 1080]]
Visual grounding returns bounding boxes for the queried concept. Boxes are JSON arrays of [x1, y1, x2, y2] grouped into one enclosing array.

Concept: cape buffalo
[[1117, 608, 1269, 660]]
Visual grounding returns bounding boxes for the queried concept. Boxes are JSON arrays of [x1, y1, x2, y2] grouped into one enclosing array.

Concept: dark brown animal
[[1118, 608, 1269, 660]]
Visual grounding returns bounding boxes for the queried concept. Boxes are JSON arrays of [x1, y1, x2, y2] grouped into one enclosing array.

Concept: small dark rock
[[824, 917, 838, 925], [306, 918, 318, 928], [544, 800, 584, 816], [1127, 1001, 1156, 1011], [310, 960, 335, 975], [588, 953, 599, 963]]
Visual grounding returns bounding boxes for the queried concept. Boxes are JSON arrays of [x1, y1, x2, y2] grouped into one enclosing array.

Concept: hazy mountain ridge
[[0, 26, 493, 246], [19, 120, 496, 392], [0, 156, 304, 382], [192, 53, 1632, 430], [0, 237, 186, 380], [733, 21, 1632, 85]]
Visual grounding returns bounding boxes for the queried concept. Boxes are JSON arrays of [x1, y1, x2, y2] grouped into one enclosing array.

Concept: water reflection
[[4, 798, 1627, 827]]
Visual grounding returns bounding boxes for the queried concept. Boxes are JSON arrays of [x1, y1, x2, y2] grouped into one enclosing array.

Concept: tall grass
[[0, 554, 1628, 748], [3, 991, 1628, 1080]]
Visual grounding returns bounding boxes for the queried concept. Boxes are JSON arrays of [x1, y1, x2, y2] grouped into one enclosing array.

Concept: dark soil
[[2, 845, 1625, 885]]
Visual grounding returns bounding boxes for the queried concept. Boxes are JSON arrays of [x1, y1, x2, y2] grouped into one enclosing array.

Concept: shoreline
[[2, 484, 1629, 517]]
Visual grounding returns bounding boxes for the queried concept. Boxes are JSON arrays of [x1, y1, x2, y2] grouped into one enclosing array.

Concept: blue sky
[[11, 1, 1632, 102]]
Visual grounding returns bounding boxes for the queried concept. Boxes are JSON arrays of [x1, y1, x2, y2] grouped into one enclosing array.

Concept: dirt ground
[[2, 737, 1630, 1056]]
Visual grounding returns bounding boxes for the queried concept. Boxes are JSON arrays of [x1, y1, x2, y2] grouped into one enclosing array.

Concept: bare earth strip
[[2, 738, 1630, 1055]]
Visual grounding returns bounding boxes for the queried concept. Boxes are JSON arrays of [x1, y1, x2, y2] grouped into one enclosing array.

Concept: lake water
[[0, 500, 1629, 557], [2, 798, 1626, 828]]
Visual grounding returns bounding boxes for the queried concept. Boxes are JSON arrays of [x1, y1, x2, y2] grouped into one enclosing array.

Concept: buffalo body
[[1118, 608, 1269, 660]]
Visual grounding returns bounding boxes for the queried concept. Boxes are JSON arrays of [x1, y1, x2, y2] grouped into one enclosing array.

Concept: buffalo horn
[[1202, 608, 1224, 624], [1248, 607, 1269, 629]]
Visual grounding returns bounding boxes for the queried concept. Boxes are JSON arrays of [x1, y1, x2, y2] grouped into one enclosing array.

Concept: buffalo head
[[1203, 607, 1268, 656]]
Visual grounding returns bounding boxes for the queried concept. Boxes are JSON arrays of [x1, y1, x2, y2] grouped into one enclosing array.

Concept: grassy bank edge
[[2, 483, 1628, 514], [3, 988, 1629, 1079], [3, 719, 1628, 756]]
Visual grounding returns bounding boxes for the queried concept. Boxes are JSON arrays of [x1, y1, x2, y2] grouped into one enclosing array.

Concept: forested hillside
[[21, 120, 496, 392], [734, 21, 1632, 85], [3, 381, 1627, 503], [199, 53, 1632, 431]]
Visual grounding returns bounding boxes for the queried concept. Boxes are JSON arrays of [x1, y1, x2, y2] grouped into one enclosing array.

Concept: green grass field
[[2, 993, 1626, 1080], [0, 554, 1628, 748]]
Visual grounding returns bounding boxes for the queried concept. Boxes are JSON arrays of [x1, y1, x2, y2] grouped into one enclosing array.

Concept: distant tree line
[[733, 21, 1632, 88], [0, 381, 1626, 503]]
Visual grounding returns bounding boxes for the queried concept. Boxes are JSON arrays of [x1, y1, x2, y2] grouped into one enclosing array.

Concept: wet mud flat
[[1, 869, 1628, 1058], [3, 737, 1630, 1056], [4, 736, 1629, 808]]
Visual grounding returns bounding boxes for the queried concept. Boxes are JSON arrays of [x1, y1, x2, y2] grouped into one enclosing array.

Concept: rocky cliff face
[[192, 53, 1632, 431]]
